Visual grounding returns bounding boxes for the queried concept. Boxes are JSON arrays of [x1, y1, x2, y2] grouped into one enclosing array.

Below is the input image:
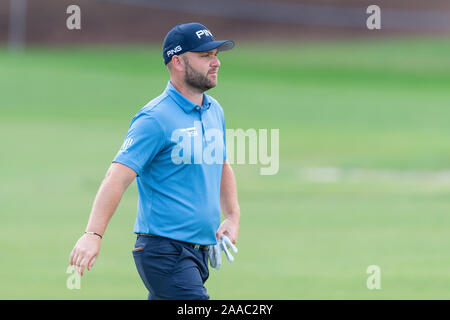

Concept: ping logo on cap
[[196, 29, 213, 39], [167, 45, 182, 57], [163, 22, 234, 65]]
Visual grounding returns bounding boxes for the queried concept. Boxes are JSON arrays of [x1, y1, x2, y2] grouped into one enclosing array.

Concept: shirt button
[[196, 106, 200, 111]]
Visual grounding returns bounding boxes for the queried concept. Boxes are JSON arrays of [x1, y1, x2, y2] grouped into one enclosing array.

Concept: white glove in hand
[[209, 235, 238, 270], [220, 235, 238, 262], [209, 241, 222, 270]]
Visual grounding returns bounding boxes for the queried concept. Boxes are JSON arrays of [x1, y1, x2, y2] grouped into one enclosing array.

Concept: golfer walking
[[69, 23, 240, 300]]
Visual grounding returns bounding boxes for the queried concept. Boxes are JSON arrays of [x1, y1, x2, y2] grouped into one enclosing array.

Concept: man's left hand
[[216, 218, 239, 244]]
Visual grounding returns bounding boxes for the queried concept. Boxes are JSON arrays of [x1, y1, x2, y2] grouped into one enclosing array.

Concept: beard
[[183, 57, 216, 93]]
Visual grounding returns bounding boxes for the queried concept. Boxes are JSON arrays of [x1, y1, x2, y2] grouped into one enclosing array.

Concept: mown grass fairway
[[1, 38, 450, 299]]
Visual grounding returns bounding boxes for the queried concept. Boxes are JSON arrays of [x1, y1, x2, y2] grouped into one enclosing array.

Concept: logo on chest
[[178, 127, 198, 137], [171, 121, 224, 165]]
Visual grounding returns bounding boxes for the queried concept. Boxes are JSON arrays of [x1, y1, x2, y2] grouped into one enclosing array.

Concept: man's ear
[[171, 55, 184, 72]]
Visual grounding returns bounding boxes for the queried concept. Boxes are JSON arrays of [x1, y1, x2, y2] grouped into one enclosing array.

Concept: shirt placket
[[196, 106, 207, 143]]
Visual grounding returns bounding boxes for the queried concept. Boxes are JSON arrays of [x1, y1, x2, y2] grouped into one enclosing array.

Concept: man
[[69, 22, 240, 300]]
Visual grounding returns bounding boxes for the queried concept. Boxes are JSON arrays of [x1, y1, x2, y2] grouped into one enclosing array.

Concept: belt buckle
[[194, 244, 200, 251]]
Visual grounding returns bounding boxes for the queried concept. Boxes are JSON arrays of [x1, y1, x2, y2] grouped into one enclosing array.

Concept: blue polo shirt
[[113, 81, 226, 245]]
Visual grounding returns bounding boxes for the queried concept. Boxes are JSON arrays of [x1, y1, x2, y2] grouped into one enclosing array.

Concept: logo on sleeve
[[119, 138, 133, 153]]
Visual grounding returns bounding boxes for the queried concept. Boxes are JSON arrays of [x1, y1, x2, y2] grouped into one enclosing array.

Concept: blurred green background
[[1, 36, 450, 299]]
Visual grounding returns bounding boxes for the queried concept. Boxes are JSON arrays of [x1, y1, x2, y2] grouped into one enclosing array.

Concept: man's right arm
[[69, 162, 137, 276]]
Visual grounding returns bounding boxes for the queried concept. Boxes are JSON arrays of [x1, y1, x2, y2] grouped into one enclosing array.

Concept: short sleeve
[[112, 113, 165, 176]]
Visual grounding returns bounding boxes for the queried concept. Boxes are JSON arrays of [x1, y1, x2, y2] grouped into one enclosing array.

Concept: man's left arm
[[216, 160, 240, 244]]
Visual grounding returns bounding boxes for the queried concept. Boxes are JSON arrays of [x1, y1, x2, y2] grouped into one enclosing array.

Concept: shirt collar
[[165, 81, 211, 113]]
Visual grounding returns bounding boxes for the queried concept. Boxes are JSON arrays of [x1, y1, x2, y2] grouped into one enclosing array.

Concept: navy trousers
[[132, 234, 210, 300]]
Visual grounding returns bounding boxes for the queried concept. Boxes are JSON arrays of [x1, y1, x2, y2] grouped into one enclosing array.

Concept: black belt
[[136, 233, 210, 251]]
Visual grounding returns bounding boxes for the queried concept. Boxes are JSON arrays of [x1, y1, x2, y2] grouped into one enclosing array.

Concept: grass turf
[[1, 37, 450, 299]]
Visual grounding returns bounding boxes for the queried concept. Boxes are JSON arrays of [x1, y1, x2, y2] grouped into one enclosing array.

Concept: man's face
[[181, 49, 221, 92]]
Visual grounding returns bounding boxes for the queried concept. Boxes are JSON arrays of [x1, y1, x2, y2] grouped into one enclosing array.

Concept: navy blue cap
[[162, 22, 234, 65]]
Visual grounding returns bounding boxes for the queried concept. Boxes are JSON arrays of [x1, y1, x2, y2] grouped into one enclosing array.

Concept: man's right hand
[[69, 233, 102, 276], [68, 163, 136, 276]]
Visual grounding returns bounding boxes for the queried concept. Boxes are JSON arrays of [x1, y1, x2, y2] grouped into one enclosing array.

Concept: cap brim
[[190, 40, 235, 53]]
